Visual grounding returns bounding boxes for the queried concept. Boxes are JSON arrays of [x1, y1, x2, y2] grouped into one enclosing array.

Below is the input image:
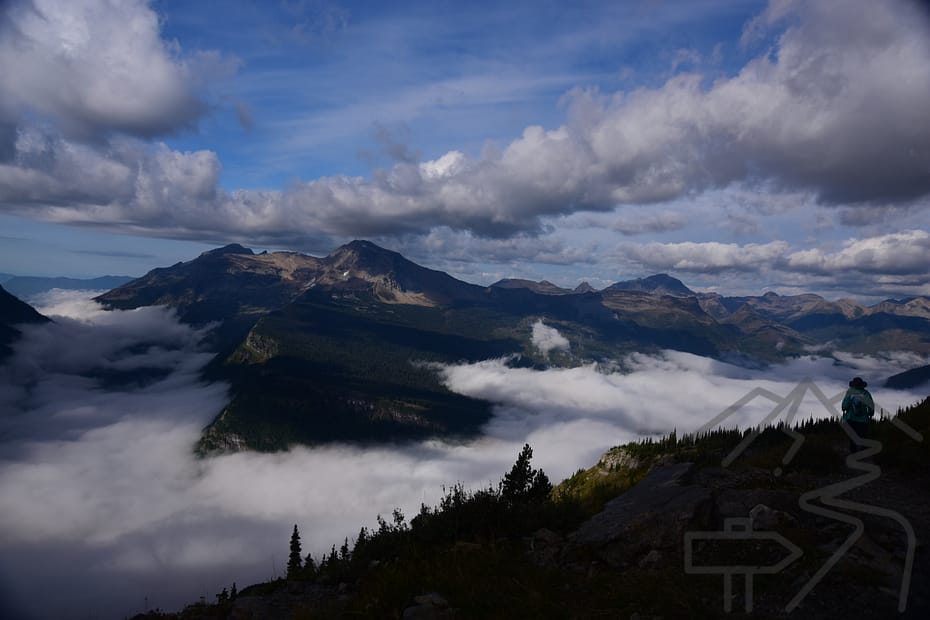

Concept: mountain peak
[[319, 240, 483, 305], [341, 239, 386, 252], [201, 243, 254, 257], [327, 240, 405, 274], [490, 279, 571, 295], [606, 273, 694, 296]]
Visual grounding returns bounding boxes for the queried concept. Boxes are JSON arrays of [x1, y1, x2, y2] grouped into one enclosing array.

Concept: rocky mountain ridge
[[94, 241, 930, 451]]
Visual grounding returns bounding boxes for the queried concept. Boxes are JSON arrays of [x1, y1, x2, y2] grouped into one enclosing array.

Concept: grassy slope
[[158, 397, 930, 619]]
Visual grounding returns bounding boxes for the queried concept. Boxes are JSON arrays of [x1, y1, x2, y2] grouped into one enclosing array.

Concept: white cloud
[[784, 230, 930, 276], [0, 291, 926, 618], [0, 0, 229, 141], [1, 0, 929, 249], [531, 320, 570, 356], [621, 240, 789, 273]]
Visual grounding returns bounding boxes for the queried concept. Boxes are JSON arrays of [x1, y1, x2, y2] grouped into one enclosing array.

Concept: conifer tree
[[500, 443, 551, 503], [287, 524, 303, 579], [304, 552, 317, 578]]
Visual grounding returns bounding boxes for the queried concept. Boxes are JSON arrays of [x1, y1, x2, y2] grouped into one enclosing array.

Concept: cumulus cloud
[[613, 229, 930, 298], [621, 240, 789, 273], [392, 228, 597, 270], [0, 0, 229, 141], [1, 291, 926, 618], [531, 320, 570, 356], [2, 0, 929, 246], [783, 230, 930, 276]]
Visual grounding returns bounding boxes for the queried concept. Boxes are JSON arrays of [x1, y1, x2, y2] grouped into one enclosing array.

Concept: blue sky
[[0, 0, 929, 299]]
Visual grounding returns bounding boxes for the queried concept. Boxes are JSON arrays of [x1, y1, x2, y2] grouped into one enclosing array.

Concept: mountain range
[[86, 240, 930, 452], [1, 274, 134, 299]]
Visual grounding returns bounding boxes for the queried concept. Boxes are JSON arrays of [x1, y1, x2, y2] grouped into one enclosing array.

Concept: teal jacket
[[842, 387, 875, 423]]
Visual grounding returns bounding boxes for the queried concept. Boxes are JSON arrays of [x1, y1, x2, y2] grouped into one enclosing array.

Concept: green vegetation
[[288, 525, 303, 580], [144, 398, 930, 619], [200, 291, 528, 451]]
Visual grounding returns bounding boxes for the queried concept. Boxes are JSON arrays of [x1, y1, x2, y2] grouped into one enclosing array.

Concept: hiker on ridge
[[841, 376, 875, 452]]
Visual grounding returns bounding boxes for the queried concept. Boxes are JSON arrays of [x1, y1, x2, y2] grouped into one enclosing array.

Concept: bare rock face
[[402, 592, 454, 619], [527, 528, 564, 567], [227, 582, 341, 619], [568, 462, 713, 568], [597, 447, 643, 472]]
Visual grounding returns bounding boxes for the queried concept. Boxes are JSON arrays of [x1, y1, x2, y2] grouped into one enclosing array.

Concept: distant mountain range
[[91, 240, 930, 452], [1, 274, 134, 299]]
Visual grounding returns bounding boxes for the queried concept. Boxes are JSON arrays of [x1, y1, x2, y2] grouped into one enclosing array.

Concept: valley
[[84, 240, 930, 452]]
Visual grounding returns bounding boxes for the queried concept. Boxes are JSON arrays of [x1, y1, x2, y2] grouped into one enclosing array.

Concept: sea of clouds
[[0, 292, 926, 619]]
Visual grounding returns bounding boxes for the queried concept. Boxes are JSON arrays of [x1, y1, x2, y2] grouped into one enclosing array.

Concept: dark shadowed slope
[[886, 364, 930, 390], [0, 285, 49, 359], [96, 240, 930, 451]]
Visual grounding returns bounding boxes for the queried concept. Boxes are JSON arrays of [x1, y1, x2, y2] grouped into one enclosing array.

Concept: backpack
[[847, 392, 873, 419]]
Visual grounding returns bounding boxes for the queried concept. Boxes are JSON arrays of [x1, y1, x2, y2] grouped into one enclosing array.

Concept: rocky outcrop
[[402, 592, 454, 619], [227, 581, 343, 619], [567, 463, 713, 568]]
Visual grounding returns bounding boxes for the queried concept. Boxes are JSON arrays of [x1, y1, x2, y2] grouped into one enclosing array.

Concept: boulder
[[402, 592, 453, 619], [568, 462, 712, 567]]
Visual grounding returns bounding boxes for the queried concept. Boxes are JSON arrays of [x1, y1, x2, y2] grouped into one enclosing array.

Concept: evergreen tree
[[304, 552, 317, 578], [287, 524, 303, 579], [500, 443, 551, 503]]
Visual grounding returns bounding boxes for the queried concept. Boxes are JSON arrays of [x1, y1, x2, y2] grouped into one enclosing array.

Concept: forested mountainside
[[96, 241, 930, 452]]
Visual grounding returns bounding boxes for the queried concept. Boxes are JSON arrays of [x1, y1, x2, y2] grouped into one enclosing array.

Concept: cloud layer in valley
[[1, 293, 927, 618]]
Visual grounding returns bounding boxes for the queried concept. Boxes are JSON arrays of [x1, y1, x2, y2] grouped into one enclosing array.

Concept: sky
[[1, 0, 929, 298], [0, 290, 925, 619]]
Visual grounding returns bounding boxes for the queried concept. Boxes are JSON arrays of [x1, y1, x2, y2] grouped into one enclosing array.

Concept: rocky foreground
[[135, 401, 930, 619]]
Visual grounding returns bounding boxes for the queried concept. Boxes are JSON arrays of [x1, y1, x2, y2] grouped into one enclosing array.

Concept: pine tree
[[500, 443, 551, 503], [287, 524, 303, 579], [304, 552, 317, 578]]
